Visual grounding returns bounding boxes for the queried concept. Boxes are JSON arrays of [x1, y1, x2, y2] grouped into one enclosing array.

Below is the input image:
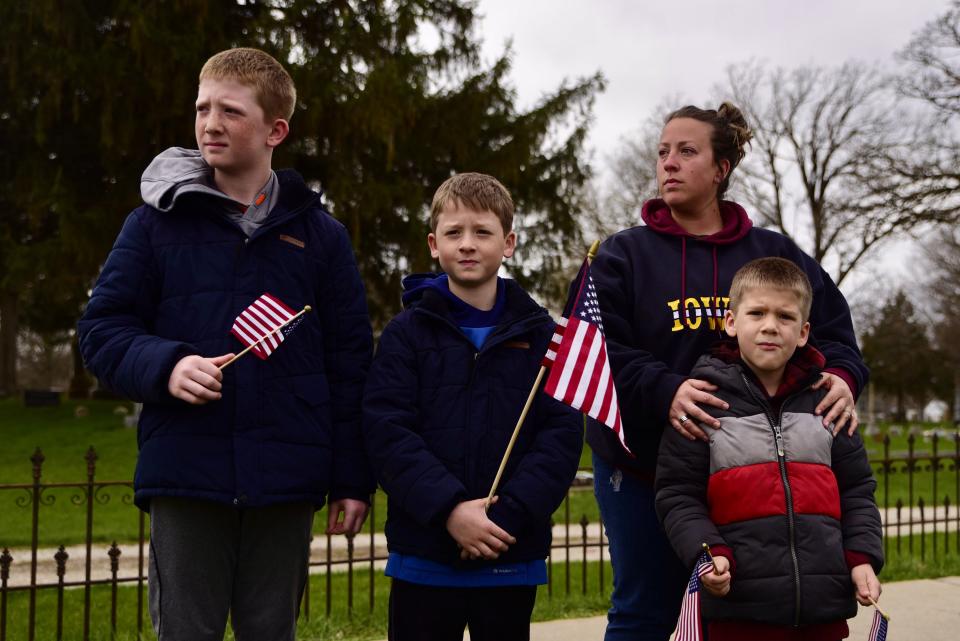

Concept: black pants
[[388, 579, 538, 641]]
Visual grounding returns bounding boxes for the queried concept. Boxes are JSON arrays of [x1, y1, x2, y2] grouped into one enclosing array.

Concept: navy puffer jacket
[[78, 170, 374, 510], [362, 278, 583, 565]]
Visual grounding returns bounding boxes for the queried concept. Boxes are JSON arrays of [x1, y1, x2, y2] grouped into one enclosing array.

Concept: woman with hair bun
[[589, 103, 867, 640]]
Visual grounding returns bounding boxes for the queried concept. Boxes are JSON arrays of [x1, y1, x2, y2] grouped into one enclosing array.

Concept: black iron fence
[[1, 431, 958, 640]]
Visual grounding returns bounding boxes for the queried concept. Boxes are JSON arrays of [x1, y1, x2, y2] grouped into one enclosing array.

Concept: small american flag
[[230, 293, 302, 359], [867, 608, 888, 641], [673, 551, 714, 641], [542, 258, 629, 453]]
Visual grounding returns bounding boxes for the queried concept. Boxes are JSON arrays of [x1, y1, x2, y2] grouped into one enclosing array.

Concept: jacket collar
[[414, 279, 550, 345], [692, 339, 825, 400]]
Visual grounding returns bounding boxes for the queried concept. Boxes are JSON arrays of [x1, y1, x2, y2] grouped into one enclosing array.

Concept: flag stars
[[576, 277, 605, 331]]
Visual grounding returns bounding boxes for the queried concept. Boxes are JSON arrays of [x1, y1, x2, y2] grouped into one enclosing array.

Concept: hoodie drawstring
[[679, 240, 722, 333], [680, 237, 687, 324], [713, 245, 721, 334]]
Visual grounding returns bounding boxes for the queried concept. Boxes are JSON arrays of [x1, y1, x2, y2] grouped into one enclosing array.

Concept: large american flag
[[230, 293, 302, 359], [542, 258, 629, 454], [673, 551, 714, 641]]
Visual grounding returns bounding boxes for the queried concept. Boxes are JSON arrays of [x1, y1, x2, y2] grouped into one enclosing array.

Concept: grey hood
[[140, 147, 234, 212]]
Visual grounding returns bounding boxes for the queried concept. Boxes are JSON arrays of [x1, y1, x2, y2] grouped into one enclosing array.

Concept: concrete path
[[373, 575, 956, 641], [523, 575, 960, 641]]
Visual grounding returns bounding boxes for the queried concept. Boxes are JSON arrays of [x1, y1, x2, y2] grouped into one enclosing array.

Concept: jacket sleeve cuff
[[427, 492, 468, 530], [486, 496, 528, 539], [328, 487, 372, 505], [844, 549, 873, 571], [652, 373, 687, 424], [824, 367, 858, 399], [710, 544, 736, 577]]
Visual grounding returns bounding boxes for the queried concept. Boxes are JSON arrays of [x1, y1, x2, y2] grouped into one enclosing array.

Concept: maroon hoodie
[[587, 198, 867, 477]]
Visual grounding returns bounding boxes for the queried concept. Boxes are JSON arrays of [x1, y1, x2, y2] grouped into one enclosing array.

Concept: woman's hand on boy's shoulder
[[167, 353, 235, 404], [813, 372, 859, 436], [669, 378, 727, 441]]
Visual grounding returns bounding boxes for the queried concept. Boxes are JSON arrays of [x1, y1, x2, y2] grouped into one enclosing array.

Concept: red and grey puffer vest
[[655, 344, 883, 627]]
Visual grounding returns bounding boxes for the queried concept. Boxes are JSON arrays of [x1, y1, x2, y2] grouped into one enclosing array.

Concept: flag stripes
[[230, 293, 297, 360], [867, 608, 888, 641], [541, 257, 628, 454], [674, 552, 714, 641]]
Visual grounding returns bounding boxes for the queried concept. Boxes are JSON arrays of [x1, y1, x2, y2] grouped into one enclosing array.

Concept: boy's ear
[[266, 118, 290, 148], [797, 320, 810, 347], [427, 232, 440, 259], [502, 230, 517, 259], [724, 309, 737, 337]]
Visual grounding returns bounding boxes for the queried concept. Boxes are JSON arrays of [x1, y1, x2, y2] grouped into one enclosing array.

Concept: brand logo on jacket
[[279, 234, 305, 249]]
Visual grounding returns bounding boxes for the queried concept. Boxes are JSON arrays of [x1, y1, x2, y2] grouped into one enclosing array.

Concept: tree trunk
[[68, 333, 92, 399], [0, 291, 18, 397]]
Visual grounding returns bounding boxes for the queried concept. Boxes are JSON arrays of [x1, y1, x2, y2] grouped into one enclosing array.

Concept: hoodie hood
[[640, 198, 752, 245], [401, 272, 445, 308], [141, 147, 234, 212], [400, 273, 506, 322]]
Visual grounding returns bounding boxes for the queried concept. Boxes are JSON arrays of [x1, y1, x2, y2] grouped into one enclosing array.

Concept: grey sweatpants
[[148, 497, 314, 641]]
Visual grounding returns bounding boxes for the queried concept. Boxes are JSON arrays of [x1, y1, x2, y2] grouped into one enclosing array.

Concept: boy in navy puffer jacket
[[362, 173, 583, 641], [656, 258, 883, 641], [78, 48, 373, 641]]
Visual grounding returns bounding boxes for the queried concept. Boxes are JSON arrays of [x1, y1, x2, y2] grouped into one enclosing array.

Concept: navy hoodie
[[588, 199, 868, 478]]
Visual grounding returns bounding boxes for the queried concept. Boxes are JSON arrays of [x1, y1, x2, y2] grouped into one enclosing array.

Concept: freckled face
[[195, 79, 275, 175], [657, 117, 727, 211]]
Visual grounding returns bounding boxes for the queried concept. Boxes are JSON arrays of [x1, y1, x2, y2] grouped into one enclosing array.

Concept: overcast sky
[[478, 0, 948, 160], [476, 0, 951, 297]]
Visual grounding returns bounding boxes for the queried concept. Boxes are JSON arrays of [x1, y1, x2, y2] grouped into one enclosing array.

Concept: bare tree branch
[[719, 60, 942, 285]]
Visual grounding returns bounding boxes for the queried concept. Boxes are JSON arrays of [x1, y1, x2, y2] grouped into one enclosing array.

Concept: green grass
[[0, 559, 613, 641], [880, 532, 960, 581], [0, 398, 600, 548], [863, 424, 960, 507], [2, 398, 957, 549], [0, 397, 143, 549]]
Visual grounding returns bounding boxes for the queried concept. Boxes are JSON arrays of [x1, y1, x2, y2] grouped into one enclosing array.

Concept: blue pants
[[594, 453, 689, 641]]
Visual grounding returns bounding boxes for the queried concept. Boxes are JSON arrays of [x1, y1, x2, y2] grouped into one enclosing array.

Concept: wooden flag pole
[[868, 596, 890, 621], [485, 240, 602, 507], [219, 305, 312, 370], [485, 366, 547, 506]]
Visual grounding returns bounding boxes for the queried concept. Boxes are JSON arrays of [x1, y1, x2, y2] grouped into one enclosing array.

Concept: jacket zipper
[[416, 306, 546, 491], [740, 373, 804, 627]]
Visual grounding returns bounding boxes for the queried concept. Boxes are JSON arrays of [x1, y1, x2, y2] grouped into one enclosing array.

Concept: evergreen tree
[[861, 291, 939, 421], [0, 0, 603, 393]]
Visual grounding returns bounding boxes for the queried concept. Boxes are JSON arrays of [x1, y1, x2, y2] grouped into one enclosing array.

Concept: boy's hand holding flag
[[222, 293, 311, 368], [167, 293, 310, 404]]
